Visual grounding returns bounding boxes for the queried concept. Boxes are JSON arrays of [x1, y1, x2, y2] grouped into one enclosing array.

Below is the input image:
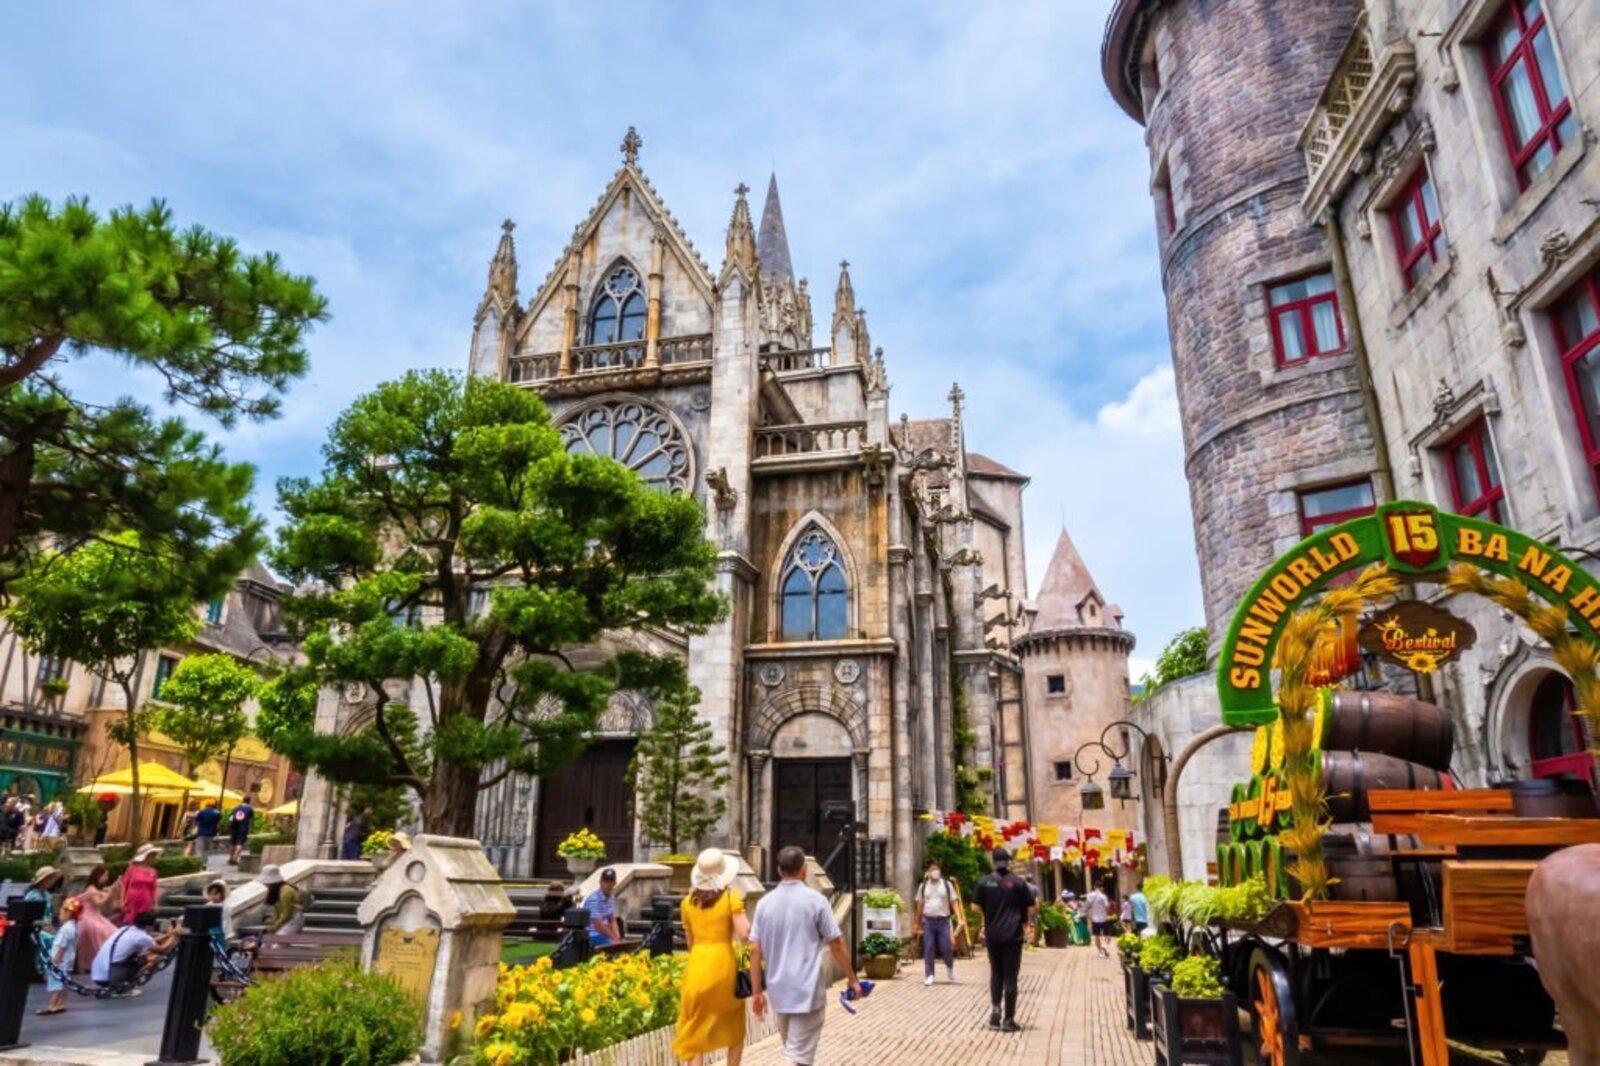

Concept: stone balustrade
[[506, 351, 557, 383], [659, 333, 712, 366], [760, 346, 829, 372], [507, 333, 712, 384], [753, 421, 865, 458]]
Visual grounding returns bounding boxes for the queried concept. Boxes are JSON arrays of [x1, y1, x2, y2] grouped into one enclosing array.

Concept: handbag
[[733, 966, 752, 999]]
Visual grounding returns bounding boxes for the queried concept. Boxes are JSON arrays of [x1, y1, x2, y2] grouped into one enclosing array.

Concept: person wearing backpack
[[912, 858, 958, 987], [973, 848, 1036, 1032]]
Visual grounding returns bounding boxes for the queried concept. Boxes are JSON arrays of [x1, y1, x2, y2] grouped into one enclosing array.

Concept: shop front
[[0, 725, 79, 803]]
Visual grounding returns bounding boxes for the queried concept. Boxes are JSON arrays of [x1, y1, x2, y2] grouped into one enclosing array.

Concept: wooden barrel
[[1321, 822, 1432, 905], [1320, 690, 1454, 770], [1322, 750, 1447, 823]]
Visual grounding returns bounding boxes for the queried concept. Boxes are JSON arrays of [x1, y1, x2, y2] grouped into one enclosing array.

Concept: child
[[39, 897, 82, 1015]]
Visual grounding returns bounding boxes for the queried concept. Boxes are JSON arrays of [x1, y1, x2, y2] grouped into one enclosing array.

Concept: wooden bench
[[212, 929, 362, 998]]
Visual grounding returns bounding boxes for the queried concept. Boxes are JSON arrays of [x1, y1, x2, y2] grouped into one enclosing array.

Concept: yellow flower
[[580, 1007, 598, 1025], [475, 1014, 498, 1040], [449, 1009, 462, 1031]]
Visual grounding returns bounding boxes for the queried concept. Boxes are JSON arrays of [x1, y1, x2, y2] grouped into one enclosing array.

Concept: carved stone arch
[[769, 510, 860, 641], [748, 682, 868, 752], [556, 392, 696, 493], [1483, 639, 1566, 780]]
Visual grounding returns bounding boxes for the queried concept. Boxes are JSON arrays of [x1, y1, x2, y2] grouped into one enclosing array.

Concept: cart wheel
[[1249, 947, 1300, 1066], [1501, 1052, 1546, 1065]]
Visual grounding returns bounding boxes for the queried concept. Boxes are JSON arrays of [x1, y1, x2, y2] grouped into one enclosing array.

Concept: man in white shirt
[[90, 912, 175, 995], [1085, 884, 1112, 957], [912, 858, 958, 986]]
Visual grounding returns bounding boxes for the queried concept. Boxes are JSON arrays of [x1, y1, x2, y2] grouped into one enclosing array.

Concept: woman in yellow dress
[[672, 848, 750, 1065]]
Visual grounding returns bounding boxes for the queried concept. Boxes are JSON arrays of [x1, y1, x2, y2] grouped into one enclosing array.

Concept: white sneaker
[[947, 966, 957, 983], [924, 974, 934, 987]]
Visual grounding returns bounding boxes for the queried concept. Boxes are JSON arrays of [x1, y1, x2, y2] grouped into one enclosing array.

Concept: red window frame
[[1442, 419, 1505, 522], [1484, 0, 1574, 189], [1389, 169, 1444, 290], [1554, 264, 1600, 491], [1297, 480, 1376, 537], [1268, 271, 1346, 366]]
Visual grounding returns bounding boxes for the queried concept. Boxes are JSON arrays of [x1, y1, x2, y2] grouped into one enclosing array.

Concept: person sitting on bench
[[583, 869, 622, 947], [90, 911, 177, 996]]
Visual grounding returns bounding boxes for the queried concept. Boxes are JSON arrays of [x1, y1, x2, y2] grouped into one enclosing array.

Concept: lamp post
[[1071, 720, 1156, 893]]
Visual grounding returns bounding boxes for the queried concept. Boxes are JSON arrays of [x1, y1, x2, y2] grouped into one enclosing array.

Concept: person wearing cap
[[260, 865, 304, 934], [583, 868, 622, 948], [90, 910, 178, 994], [749, 845, 863, 1066], [118, 844, 162, 925], [672, 848, 750, 1065], [973, 847, 1037, 1033], [39, 897, 83, 1014]]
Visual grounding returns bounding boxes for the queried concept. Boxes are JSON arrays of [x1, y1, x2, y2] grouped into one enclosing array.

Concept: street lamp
[[1079, 777, 1105, 811], [1072, 719, 1155, 811]]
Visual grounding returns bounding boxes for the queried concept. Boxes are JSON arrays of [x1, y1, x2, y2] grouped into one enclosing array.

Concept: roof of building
[[1101, 0, 1152, 123], [1031, 529, 1107, 631], [756, 173, 795, 284], [966, 452, 1028, 482]]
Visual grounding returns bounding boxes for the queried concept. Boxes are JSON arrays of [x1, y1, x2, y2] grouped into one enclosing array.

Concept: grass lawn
[[501, 940, 559, 965]]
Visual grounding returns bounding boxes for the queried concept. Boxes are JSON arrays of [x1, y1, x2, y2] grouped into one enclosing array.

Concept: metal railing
[[753, 421, 865, 458], [1303, 18, 1376, 181]]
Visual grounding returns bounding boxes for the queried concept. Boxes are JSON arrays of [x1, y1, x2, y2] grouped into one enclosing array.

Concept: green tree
[[150, 652, 258, 781], [5, 534, 210, 843], [628, 684, 729, 854], [0, 195, 325, 592], [270, 370, 724, 836], [1133, 625, 1210, 704]]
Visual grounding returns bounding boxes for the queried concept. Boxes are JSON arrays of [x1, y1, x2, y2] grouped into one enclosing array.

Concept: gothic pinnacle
[[621, 126, 642, 166]]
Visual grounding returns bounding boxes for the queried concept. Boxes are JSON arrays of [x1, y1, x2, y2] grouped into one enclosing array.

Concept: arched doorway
[[1527, 673, 1592, 782]]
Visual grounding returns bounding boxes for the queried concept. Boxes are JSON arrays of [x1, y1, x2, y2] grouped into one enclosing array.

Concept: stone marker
[[357, 835, 514, 1065]]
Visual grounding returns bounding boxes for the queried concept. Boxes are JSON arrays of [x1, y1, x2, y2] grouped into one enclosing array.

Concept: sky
[[2, 1, 1202, 676]]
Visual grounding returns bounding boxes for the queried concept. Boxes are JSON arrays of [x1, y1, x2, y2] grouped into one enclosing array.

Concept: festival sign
[[1358, 600, 1477, 674], [1217, 501, 1600, 726]]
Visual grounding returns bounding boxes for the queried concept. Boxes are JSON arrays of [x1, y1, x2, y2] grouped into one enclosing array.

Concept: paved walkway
[[743, 945, 1144, 1066]]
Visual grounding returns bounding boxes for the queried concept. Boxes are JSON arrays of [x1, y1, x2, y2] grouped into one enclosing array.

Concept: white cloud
[[1098, 366, 1180, 436]]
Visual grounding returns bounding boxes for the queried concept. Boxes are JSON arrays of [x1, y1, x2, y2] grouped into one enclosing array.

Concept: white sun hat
[[689, 848, 739, 892]]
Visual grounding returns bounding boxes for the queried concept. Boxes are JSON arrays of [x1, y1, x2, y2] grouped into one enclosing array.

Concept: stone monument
[[357, 835, 515, 1064]]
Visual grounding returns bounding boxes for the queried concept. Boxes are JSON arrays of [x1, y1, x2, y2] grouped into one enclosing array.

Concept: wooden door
[[772, 759, 854, 884], [535, 740, 636, 878]]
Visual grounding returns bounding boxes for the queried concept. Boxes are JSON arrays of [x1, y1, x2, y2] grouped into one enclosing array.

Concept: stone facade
[[307, 132, 1138, 894], [1103, 0, 1600, 872]]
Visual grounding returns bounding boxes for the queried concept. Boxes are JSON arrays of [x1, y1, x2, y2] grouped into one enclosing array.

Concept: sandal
[[35, 1007, 65, 1015]]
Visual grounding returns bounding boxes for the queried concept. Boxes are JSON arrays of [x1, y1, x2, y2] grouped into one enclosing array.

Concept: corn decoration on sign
[[1218, 501, 1600, 727]]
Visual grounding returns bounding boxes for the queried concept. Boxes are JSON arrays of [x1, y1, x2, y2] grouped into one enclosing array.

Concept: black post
[[149, 903, 220, 1066], [0, 896, 45, 1052], [642, 899, 674, 958], [846, 824, 859, 973], [550, 907, 594, 970]]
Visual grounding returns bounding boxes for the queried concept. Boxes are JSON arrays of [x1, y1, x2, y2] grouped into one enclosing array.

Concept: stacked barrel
[[1216, 690, 1455, 901]]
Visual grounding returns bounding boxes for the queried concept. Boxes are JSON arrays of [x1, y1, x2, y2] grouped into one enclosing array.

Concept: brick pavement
[[742, 945, 1147, 1065]]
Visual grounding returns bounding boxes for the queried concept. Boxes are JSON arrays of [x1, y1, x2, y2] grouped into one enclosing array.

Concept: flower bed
[[474, 953, 685, 1065]]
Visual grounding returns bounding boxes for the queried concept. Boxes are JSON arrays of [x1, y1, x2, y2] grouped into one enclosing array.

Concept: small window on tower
[[1053, 761, 1074, 782], [1046, 675, 1066, 695]]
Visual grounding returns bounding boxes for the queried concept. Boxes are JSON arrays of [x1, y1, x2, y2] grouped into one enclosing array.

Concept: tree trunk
[[120, 680, 144, 848], [419, 759, 480, 837]]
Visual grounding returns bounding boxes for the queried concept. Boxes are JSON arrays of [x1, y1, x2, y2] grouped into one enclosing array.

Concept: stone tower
[[1101, 0, 1382, 638], [1014, 531, 1136, 831]]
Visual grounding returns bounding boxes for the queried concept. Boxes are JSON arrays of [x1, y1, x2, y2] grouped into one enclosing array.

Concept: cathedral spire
[[486, 218, 518, 306], [756, 173, 795, 283], [724, 182, 757, 276], [832, 259, 859, 364]]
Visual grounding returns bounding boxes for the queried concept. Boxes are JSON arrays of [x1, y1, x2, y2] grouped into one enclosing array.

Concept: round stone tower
[[1102, 0, 1380, 637]]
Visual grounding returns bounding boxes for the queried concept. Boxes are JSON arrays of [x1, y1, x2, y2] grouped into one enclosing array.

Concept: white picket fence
[[569, 1011, 779, 1066]]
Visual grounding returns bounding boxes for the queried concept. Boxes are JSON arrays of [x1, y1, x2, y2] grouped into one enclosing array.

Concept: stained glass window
[[588, 264, 647, 349], [780, 528, 850, 641], [560, 401, 691, 492]]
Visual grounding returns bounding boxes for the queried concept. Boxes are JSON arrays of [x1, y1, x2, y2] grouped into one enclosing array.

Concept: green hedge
[[0, 846, 63, 885], [208, 962, 422, 1066]]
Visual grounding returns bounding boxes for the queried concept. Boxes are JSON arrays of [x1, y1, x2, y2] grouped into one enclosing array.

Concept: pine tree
[[629, 684, 730, 855]]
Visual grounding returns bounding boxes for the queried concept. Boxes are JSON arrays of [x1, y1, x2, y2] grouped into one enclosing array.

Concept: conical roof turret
[[756, 173, 795, 283]]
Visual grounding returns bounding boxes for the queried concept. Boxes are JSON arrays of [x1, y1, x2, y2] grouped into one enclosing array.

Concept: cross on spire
[[840, 258, 850, 271], [501, 218, 515, 234], [621, 126, 642, 165], [948, 383, 965, 415], [735, 182, 750, 199]]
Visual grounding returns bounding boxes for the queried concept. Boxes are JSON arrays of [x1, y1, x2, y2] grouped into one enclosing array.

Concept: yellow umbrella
[[187, 779, 247, 806], [82, 762, 206, 793], [265, 799, 298, 818]]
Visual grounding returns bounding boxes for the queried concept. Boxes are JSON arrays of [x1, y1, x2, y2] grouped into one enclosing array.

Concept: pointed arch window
[[588, 264, 647, 347], [780, 528, 849, 641]]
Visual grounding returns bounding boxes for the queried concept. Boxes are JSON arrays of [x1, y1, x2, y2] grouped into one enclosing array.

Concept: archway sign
[[1218, 500, 1600, 726]]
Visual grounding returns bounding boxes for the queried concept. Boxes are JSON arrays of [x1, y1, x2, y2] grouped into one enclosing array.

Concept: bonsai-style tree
[[5, 533, 226, 842], [149, 652, 258, 789], [1133, 625, 1209, 704], [0, 195, 325, 594], [628, 683, 729, 854], [270, 370, 724, 836]]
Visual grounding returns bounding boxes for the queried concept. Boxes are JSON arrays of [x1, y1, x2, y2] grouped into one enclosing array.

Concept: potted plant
[[362, 828, 399, 870], [627, 683, 729, 888], [860, 888, 904, 940], [1151, 954, 1242, 1065], [1038, 902, 1071, 948], [859, 932, 901, 980], [1118, 932, 1152, 1039], [556, 828, 606, 880]]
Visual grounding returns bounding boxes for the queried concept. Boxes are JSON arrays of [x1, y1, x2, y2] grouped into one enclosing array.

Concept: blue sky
[[3, 1, 1201, 673]]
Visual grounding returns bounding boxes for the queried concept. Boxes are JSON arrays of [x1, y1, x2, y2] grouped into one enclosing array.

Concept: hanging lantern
[[1079, 778, 1105, 811], [1109, 763, 1136, 803]]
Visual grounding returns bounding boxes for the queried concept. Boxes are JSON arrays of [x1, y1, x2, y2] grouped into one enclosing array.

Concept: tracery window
[[780, 528, 849, 641], [560, 401, 691, 492], [587, 264, 647, 347]]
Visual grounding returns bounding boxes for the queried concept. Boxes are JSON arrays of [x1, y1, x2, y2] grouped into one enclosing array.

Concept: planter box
[[1123, 960, 1152, 1040], [863, 906, 898, 937], [1044, 927, 1070, 948], [1151, 986, 1242, 1066]]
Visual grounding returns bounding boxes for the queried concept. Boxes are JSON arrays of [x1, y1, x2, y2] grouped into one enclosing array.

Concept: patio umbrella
[[186, 779, 247, 806], [81, 762, 206, 794], [264, 798, 298, 818]]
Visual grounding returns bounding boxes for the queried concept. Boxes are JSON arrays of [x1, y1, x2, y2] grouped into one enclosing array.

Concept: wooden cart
[[1213, 788, 1600, 1066]]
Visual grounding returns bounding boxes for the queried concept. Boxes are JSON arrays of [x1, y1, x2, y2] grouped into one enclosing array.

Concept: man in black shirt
[[973, 847, 1037, 1032]]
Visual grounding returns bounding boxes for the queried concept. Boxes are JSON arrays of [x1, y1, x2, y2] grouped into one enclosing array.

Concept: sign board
[[1217, 502, 1600, 725], [374, 924, 440, 1006], [1357, 600, 1477, 673]]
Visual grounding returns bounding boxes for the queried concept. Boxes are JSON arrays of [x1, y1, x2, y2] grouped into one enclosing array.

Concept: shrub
[[207, 961, 422, 1066], [921, 832, 991, 901], [1116, 932, 1144, 960], [860, 932, 902, 957], [1171, 955, 1224, 999], [246, 830, 291, 853], [860, 889, 905, 911], [1037, 903, 1070, 932], [360, 829, 396, 857], [474, 953, 683, 1065], [1139, 935, 1181, 977]]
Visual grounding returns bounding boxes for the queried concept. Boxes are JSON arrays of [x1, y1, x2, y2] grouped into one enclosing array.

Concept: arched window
[[1529, 674, 1591, 781], [780, 528, 849, 641], [588, 264, 647, 347], [560, 400, 691, 493]]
